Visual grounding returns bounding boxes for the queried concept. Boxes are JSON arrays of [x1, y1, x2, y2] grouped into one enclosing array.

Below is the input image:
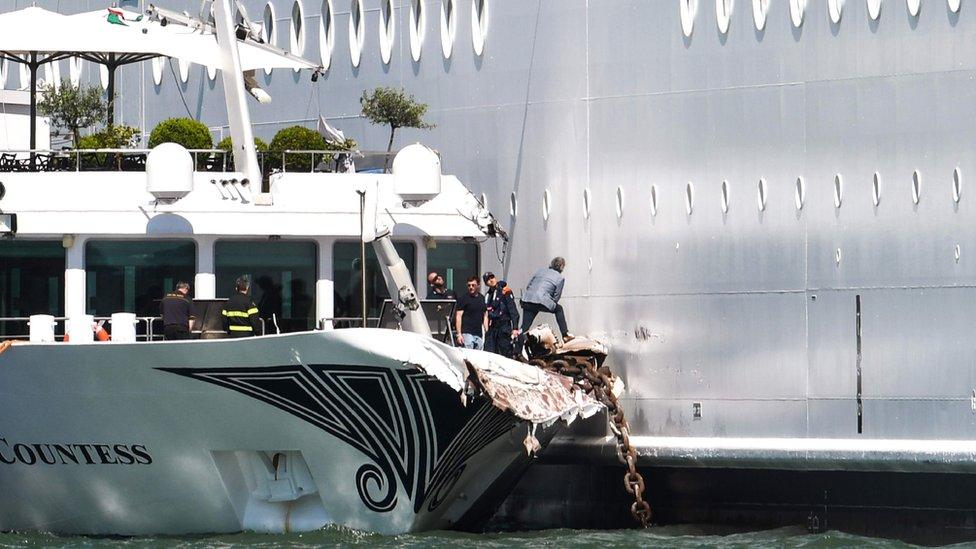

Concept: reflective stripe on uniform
[[247, 307, 259, 315], [222, 310, 250, 318], [228, 325, 253, 331]]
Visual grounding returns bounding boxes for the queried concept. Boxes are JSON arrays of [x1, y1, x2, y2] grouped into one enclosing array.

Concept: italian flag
[[106, 8, 142, 26]]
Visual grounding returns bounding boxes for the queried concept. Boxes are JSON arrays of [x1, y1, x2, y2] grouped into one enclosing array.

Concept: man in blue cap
[[483, 271, 520, 358]]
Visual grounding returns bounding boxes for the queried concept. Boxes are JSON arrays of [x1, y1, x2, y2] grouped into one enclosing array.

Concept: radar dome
[[146, 142, 194, 201], [392, 143, 442, 202]]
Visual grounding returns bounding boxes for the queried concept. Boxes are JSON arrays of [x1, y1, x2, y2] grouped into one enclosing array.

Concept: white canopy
[[0, 6, 319, 72]]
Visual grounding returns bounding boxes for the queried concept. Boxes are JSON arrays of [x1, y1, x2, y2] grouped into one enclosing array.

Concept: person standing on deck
[[427, 271, 458, 300], [161, 281, 193, 341], [483, 272, 520, 358], [222, 276, 262, 338], [519, 257, 573, 342], [455, 276, 487, 349]]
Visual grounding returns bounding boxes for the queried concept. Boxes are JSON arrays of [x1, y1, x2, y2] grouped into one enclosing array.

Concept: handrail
[[0, 315, 266, 341]]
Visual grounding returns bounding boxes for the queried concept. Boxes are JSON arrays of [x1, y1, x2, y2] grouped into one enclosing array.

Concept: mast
[[212, 0, 261, 186]]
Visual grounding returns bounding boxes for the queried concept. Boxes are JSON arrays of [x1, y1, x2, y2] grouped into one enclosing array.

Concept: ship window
[[0, 240, 64, 338], [427, 242, 479, 298], [509, 192, 518, 217], [542, 189, 552, 221], [912, 170, 921, 204], [583, 187, 591, 219], [263, 3, 278, 76], [752, 0, 769, 30], [828, 0, 844, 24], [85, 240, 196, 318], [833, 174, 843, 208], [867, 0, 882, 20], [873, 172, 882, 206], [650, 185, 659, 217], [215, 240, 317, 333], [0, 59, 8, 90], [794, 177, 805, 210], [790, 0, 805, 27], [908, 0, 921, 17], [350, 0, 365, 67], [471, 0, 489, 56], [290, 0, 307, 56], [480, 192, 488, 210], [950, 0, 961, 13], [953, 167, 962, 203], [716, 0, 733, 34], [68, 57, 84, 87], [379, 0, 395, 65], [721, 180, 730, 213], [410, 0, 425, 62], [680, 0, 698, 37], [440, 0, 457, 59], [333, 241, 416, 322], [685, 181, 695, 215], [177, 59, 190, 84], [757, 178, 768, 211], [320, 0, 335, 70], [616, 186, 625, 219], [151, 57, 165, 87]]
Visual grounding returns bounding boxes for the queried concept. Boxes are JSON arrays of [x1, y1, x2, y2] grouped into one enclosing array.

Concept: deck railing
[[0, 316, 267, 342]]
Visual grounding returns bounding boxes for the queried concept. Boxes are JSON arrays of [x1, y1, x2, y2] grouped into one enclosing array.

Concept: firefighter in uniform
[[483, 272, 520, 358], [222, 276, 262, 337], [161, 281, 193, 340]]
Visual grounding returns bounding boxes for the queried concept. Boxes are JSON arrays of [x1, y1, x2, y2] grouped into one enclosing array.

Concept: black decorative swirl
[[356, 463, 398, 513], [158, 363, 517, 517]]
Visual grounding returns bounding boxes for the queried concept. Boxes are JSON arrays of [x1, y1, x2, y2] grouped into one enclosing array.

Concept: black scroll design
[[158, 364, 517, 515]]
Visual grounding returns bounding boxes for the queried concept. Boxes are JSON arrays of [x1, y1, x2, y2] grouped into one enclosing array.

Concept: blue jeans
[[462, 334, 484, 350]]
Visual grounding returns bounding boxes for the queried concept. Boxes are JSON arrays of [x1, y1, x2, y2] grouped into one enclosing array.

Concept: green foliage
[[360, 87, 434, 154], [77, 125, 140, 149], [37, 84, 105, 146], [216, 136, 269, 152], [269, 126, 327, 171], [148, 118, 214, 150]]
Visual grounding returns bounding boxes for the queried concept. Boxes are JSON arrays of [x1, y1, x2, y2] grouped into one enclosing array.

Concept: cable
[[168, 59, 194, 119]]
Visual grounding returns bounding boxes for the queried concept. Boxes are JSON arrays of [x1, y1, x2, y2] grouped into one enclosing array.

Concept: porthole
[[752, 0, 769, 30], [680, 0, 698, 37], [379, 0, 395, 65], [953, 167, 962, 203], [44, 61, 61, 91], [790, 0, 806, 27], [828, 0, 845, 23], [409, 0, 426, 62], [0, 181, 5, 201], [542, 189, 552, 221], [616, 186, 625, 219], [509, 192, 518, 217], [320, 0, 335, 70], [716, 0, 734, 34], [263, 2, 277, 75], [835, 248, 842, 265], [472, 0, 489, 56], [151, 57, 165, 86], [178, 59, 190, 83], [68, 57, 83, 87], [721, 180, 730, 213], [912, 170, 921, 205], [349, 0, 365, 68], [207, 64, 217, 81], [872, 172, 882, 206], [955, 244, 962, 262], [867, 0, 883, 19], [757, 178, 768, 212], [290, 0, 307, 58], [0, 59, 8, 89], [480, 192, 488, 209], [833, 174, 843, 208], [685, 182, 695, 215], [440, 0, 458, 59], [583, 188, 592, 220], [949, 0, 961, 14], [650, 185, 659, 217], [907, 0, 921, 16], [794, 177, 805, 210]]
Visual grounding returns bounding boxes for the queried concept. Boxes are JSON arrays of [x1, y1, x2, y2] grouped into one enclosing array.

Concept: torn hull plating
[[0, 329, 589, 535]]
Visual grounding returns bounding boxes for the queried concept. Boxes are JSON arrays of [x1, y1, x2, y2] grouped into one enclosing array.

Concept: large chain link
[[529, 356, 652, 527]]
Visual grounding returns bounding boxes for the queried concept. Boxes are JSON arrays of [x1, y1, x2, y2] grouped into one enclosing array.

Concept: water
[[0, 526, 951, 548]]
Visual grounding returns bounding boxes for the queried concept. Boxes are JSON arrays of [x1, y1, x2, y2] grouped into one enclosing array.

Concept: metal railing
[[0, 149, 399, 174], [0, 315, 266, 342]]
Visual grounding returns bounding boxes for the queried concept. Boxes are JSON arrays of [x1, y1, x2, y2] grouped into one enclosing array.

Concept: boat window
[[907, 0, 921, 17], [215, 240, 317, 333], [680, 0, 698, 38], [441, 0, 457, 59], [427, 242, 479, 298], [85, 240, 196, 318], [320, 0, 335, 70], [290, 0, 306, 56], [953, 167, 962, 203], [333, 241, 416, 324], [542, 189, 552, 221], [380, 0, 395, 65], [410, 0, 425, 62], [828, 0, 844, 24], [789, 0, 805, 28], [350, 0, 365, 67], [263, 2, 278, 75], [752, 0, 768, 30], [471, 0, 488, 56], [867, 0, 882, 20], [716, 0, 733, 34], [0, 240, 64, 339]]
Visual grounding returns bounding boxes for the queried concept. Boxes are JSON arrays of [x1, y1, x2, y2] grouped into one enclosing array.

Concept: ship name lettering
[[0, 438, 153, 466]]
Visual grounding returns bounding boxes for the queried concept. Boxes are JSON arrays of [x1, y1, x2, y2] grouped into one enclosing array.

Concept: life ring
[[94, 322, 110, 342]]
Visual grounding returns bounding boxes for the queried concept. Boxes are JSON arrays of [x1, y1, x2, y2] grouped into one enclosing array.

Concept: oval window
[[177, 58, 190, 84], [912, 170, 921, 205], [752, 0, 769, 30], [616, 186, 625, 219], [867, 0, 882, 20], [680, 0, 698, 37], [794, 177, 805, 210], [872, 172, 882, 207], [716, 0, 734, 34], [583, 188, 591, 220], [650, 185, 659, 217], [721, 180, 730, 213], [542, 189, 552, 221], [151, 57, 165, 86], [409, 0, 425, 62], [953, 167, 962, 203], [949, 0, 961, 13], [69, 57, 84, 87], [907, 0, 921, 17], [790, 0, 806, 27], [828, 0, 844, 24], [379, 0, 395, 65], [833, 174, 843, 208], [320, 0, 335, 70], [472, 0, 489, 56], [349, 0, 365, 68], [685, 182, 695, 215], [290, 1, 306, 57], [263, 2, 277, 75], [440, 0, 457, 59], [757, 178, 768, 212], [509, 192, 518, 217]]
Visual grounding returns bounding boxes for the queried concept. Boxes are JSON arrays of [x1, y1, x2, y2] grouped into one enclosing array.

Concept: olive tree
[[37, 84, 105, 147], [360, 87, 434, 168]]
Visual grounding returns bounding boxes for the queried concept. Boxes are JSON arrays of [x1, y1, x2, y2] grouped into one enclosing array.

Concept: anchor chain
[[529, 355, 652, 527]]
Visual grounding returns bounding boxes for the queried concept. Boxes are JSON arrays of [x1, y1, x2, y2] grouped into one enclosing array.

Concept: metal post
[[106, 55, 116, 127], [357, 189, 367, 328], [29, 52, 37, 169]]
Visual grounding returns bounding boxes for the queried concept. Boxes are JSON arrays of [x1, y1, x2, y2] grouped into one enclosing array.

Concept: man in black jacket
[[483, 272, 520, 358], [161, 281, 193, 340], [222, 276, 262, 338]]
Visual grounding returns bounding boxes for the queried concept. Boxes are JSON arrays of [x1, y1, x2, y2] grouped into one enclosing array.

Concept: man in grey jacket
[[519, 256, 572, 341]]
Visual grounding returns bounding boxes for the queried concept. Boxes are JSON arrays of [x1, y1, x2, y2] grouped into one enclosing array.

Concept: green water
[[0, 526, 948, 548]]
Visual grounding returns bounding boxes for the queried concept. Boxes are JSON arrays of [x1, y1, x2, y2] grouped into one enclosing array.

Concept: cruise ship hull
[[0, 330, 556, 535]]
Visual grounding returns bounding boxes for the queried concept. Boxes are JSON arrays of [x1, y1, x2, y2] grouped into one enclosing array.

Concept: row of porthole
[[262, 0, 487, 73], [680, 0, 962, 37], [508, 168, 964, 221]]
